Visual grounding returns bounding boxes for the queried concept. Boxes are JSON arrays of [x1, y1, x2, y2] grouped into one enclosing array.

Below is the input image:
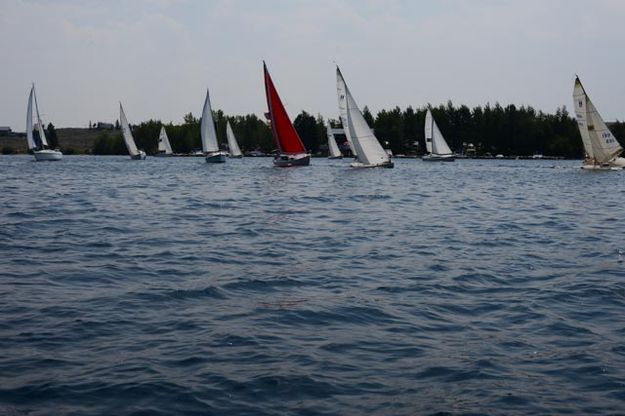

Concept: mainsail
[[573, 77, 622, 164], [158, 126, 173, 154], [337, 67, 390, 166], [326, 120, 342, 158], [119, 103, 140, 156], [226, 121, 242, 157], [336, 72, 357, 156], [26, 86, 36, 150], [263, 62, 306, 154], [201, 89, 219, 153], [425, 109, 453, 156]]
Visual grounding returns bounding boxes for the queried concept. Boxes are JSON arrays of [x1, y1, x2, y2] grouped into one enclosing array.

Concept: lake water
[[1, 155, 625, 415]]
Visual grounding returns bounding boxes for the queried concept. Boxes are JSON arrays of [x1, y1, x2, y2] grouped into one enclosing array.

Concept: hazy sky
[[2, 0, 625, 129]]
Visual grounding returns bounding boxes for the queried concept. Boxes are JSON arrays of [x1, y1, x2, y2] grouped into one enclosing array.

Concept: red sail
[[263, 62, 306, 154]]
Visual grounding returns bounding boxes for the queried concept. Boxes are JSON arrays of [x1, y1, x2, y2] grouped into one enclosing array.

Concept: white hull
[[33, 149, 63, 161], [581, 156, 625, 170], [205, 151, 227, 163], [130, 151, 146, 160], [273, 153, 310, 167]]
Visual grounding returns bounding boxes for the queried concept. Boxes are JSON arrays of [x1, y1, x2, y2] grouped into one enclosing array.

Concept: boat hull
[[422, 154, 455, 162], [33, 149, 63, 161], [273, 154, 310, 167], [350, 160, 394, 168], [228, 154, 243, 159], [130, 151, 146, 160], [328, 156, 343, 159], [205, 151, 227, 163], [581, 156, 625, 170]]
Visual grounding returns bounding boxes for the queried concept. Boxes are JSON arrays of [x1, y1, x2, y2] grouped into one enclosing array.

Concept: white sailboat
[[573, 76, 625, 170], [201, 89, 227, 163], [226, 121, 243, 158], [336, 72, 357, 157], [336, 67, 393, 168], [326, 120, 343, 159], [26, 84, 62, 161], [423, 108, 455, 162], [156, 126, 173, 156], [119, 103, 146, 160]]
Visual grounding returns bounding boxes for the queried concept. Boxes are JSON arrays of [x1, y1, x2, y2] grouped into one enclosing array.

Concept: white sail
[[26, 86, 36, 150], [201, 89, 219, 153], [226, 121, 242, 157], [336, 71, 357, 156], [338, 67, 390, 166], [425, 109, 453, 156], [119, 103, 140, 156], [326, 120, 342, 157], [32, 86, 49, 147], [573, 78, 594, 160], [158, 126, 173, 154], [573, 77, 622, 164], [424, 109, 433, 154]]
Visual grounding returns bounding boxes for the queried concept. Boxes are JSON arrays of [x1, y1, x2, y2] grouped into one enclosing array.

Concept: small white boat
[[26, 84, 62, 161], [119, 103, 146, 160], [573, 76, 625, 170], [326, 120, 343, 159], [201, 89, 227, 163], [336, 67, 393, 168], [423, 109, 454, 162], [155, 126, 173, 156], [226, 121, 243, 158]]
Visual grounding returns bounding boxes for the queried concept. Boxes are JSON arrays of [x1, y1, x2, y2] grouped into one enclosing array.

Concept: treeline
[[92, 102, 625, 157]]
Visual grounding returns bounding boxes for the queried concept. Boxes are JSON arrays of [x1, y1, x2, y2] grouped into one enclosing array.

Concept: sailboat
[[156, 126, 173, 156], [326, 120, 343, 159], [263, 62, 310, 167], [119, 103, 146, 160], [336, 66, 393, 168], [26, 84, 62, 161], [573, 76, 625, 170], [201, 89, 227, 163], [423, 108, 455, 162], [226, 121, 243, 158]]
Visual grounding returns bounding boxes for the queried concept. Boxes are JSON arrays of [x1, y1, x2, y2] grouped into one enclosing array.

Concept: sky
[[2, 0, 625, 129]]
